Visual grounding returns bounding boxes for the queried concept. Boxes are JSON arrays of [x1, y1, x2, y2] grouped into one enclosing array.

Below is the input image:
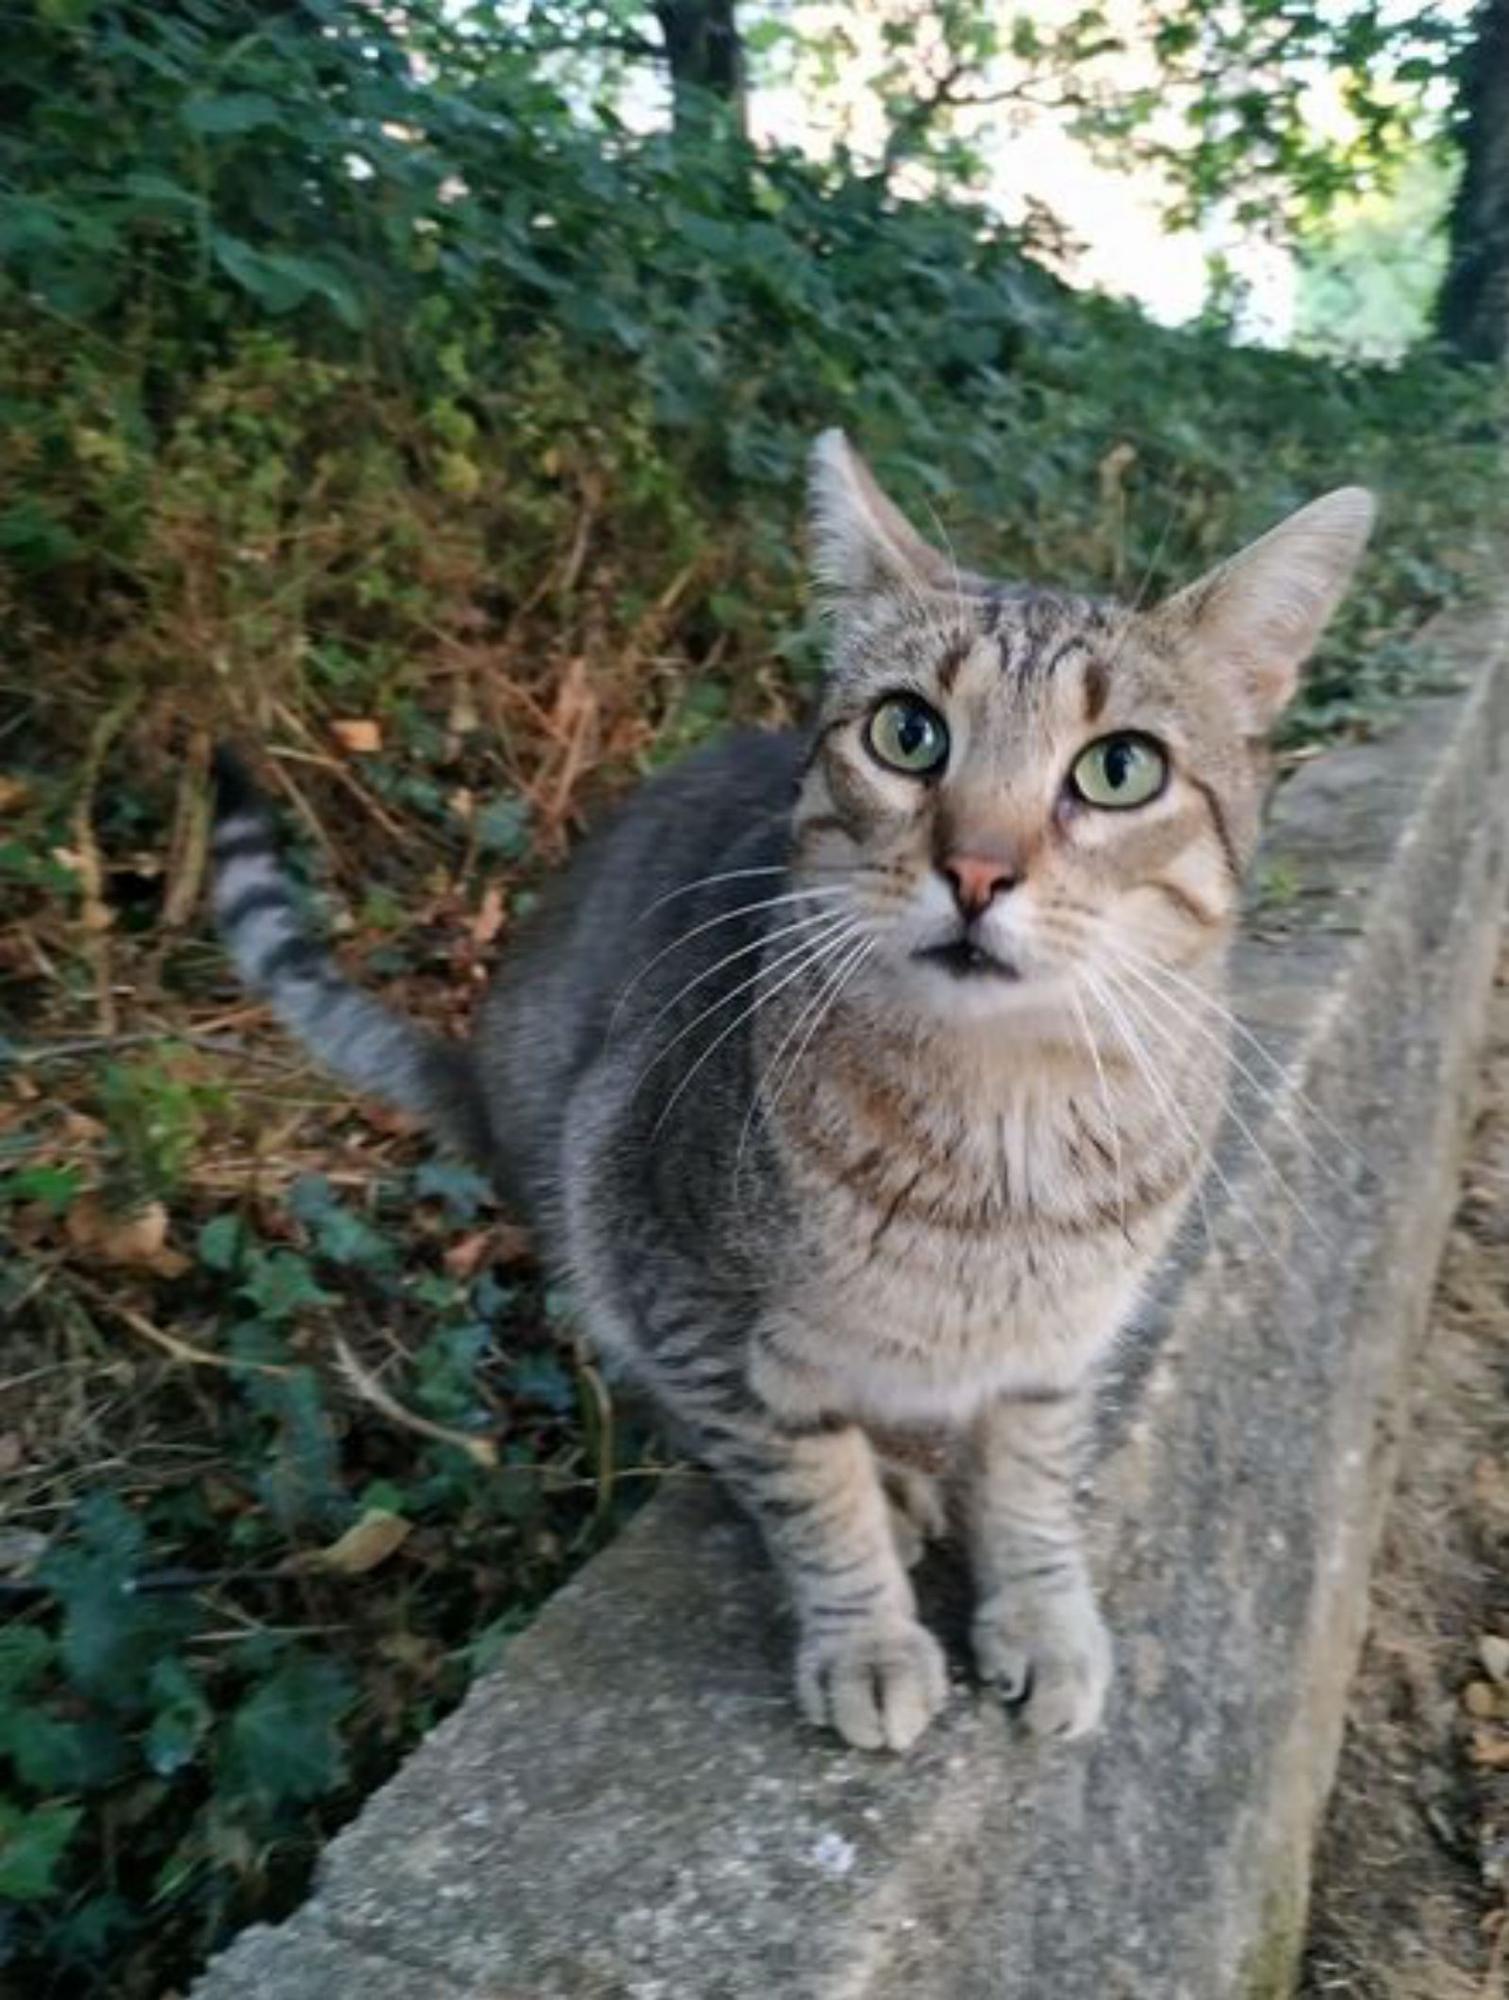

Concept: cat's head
[[792, 431, 1373, 1029]]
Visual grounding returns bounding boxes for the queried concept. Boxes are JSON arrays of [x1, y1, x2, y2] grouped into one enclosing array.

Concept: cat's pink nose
[[942, 854, 1018, 918]]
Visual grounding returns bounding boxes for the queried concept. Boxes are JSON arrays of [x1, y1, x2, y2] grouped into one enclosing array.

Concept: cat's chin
[[895, 957, 1074, 1031]]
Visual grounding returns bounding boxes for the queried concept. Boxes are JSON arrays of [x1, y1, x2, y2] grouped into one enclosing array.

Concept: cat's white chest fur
[[760, 1085, 1189, 1431], [768, 1225, 1152, 1428]]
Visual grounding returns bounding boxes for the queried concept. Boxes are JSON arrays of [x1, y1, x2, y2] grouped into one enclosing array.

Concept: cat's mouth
[[913, 937, 1021, 981]]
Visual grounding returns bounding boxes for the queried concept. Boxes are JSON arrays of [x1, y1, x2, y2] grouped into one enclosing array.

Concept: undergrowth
[[1, 3, 1507, 1994]]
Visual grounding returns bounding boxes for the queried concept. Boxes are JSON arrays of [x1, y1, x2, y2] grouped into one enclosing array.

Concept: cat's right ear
[[1158, 487, 1376, 727], [807, 430, 954, 603]]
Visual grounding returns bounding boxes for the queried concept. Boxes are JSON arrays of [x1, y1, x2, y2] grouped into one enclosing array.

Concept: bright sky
[[746, 0, 1295, 337]]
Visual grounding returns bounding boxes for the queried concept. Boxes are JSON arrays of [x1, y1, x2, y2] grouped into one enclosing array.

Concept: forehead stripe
[[935, 634, 973, 693], [1083, 657, 1109, 721]]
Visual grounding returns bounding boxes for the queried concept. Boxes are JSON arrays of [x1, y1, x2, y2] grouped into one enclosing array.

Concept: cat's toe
[[797, 1619, 948, 1752], [973, 1588, 1112, 1741]]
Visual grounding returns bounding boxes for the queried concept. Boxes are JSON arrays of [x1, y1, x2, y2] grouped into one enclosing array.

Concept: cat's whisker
[[639, 907, 853, 1045], [608, 886, 848, 1038], [737, 932, 876, 1185], [919, 497, 977, 647], [629, 919, 860, 1106], [1067, 981, 1126, 1239], [1037, 906, 1362, 1194], [1098, 962, 1330, 1256], [650, 924, 865, 1144], [1096, 940, 1355, 1200], [635, 863, 788, 922], [1080, 966, 1269, 1265], [1101, 925, 1368, 1175]]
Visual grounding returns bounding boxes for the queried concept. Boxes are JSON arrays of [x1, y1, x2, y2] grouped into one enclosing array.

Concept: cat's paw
[[796, 1618, 948, 1752], [973, 1585, 1112, 1741]]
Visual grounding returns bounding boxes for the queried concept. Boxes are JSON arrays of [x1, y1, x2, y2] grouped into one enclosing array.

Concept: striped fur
[[211, 438, 1372, 1752], [210, 751, 489, 1159]]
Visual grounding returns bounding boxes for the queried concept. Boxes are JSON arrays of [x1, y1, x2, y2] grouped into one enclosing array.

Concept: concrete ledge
[[196, 609, 1509, 2000]]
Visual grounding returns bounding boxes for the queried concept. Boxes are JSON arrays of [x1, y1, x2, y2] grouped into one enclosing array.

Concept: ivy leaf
[[0, 1799, 82, 1901], [507, 1351, 574, 1415], [237, 1250, 335, 1321], [197, 1213, 252, 1273], [0, 1626, 53, 1696], [0, 1703, 127, 1793], [145, 1657, 212, 1778], [312, 1206, 394, 1271], [37, 1494, 195, 1709], [474, 797, 531, 859], [413, 1160, 493, 1223], [220, 1656, 354, 1811], [251, 1368, 345, 1536], [291, 1174, 392, 1265], [287, 1173, 337, 1224]]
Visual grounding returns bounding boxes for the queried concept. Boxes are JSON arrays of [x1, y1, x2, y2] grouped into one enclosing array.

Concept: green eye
[[1070, 733, 1168, 809], [866, 695, 949, 776]]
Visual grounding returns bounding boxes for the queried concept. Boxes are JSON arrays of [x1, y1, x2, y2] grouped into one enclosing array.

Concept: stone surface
[[196, 608, 1509, 2000]]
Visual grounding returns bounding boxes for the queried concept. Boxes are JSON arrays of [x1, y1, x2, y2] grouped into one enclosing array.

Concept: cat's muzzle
[[912, 935, 1020, 980]]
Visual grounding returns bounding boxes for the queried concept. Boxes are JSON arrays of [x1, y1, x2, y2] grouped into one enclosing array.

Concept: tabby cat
[[213, 434, 1373, 1751]]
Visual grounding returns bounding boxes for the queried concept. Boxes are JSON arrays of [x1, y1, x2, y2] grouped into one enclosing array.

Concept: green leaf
[[182, 93, 285, 137], [0, 1163, 83, 1213], [413, 1160, 492, 1222], [0, 1705, 127, 1793], [144, 1658, 212, 1778], [220, 1656, 354, 1811], [197, 1213, 251, 1273], [210, 237, 364, 327], [37, 1494, 195, 1708], [254, 1367, 345, 1535], [238, 1250, 335, 1321], [474, 797, 531, 859], [0, 1799, 82, 1901], [0, 1627, 53, 1696]]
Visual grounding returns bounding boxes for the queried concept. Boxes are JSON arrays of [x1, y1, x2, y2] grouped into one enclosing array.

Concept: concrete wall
[[196, 605, 1509, 2000]]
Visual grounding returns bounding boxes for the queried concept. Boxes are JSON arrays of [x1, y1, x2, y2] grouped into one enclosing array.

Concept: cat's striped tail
[[210, 749, 490, 1160]]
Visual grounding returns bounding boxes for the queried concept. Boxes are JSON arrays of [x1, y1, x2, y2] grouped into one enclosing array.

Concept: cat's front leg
[[965, 1387, 1112, 1741], [704, 1409, 947, 1751]]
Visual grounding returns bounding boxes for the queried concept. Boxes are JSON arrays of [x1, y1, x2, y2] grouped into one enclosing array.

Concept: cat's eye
[[1070, 733, 1168, 810], [866, 695, 949, 777]]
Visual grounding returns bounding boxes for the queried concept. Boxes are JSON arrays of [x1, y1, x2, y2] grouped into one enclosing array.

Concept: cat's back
[[475, 726, 805, 1203]]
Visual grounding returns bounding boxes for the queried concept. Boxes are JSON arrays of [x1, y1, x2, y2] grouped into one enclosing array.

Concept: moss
[[1240, 1875, 1308, 2000]]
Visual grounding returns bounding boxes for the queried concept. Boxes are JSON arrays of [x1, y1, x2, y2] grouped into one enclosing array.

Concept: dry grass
[[1301, 952, 1509, 1999]]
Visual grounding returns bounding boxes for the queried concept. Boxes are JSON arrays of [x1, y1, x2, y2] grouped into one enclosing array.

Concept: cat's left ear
[[1159, 488, 1376, 726], [807, 429, 956, 602]]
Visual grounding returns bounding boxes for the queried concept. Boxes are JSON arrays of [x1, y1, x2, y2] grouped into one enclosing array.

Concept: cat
[[212, 432, 1373, 1752]]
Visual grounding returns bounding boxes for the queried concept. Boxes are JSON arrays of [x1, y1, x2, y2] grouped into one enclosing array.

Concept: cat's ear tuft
[[807, 429, 953, 602], [1163, 487, 1376, 725]]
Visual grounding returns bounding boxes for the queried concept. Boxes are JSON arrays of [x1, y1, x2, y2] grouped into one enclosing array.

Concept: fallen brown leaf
[[0, 775, 29, 813], [330, 717, 382, 755], [1465, 1680, 1508, 1721], [66, 1196, 191, 1277], [444, 1229, 495, 1279], [295, 1507, 412, 1577], [471, 884, 505, 947], [1482, 1635, 1509, 1685], [1469, 1725, 1509, 1770]]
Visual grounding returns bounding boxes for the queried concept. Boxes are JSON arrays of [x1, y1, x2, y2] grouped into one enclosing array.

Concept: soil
[[1300, 952, 1509, 1997]]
